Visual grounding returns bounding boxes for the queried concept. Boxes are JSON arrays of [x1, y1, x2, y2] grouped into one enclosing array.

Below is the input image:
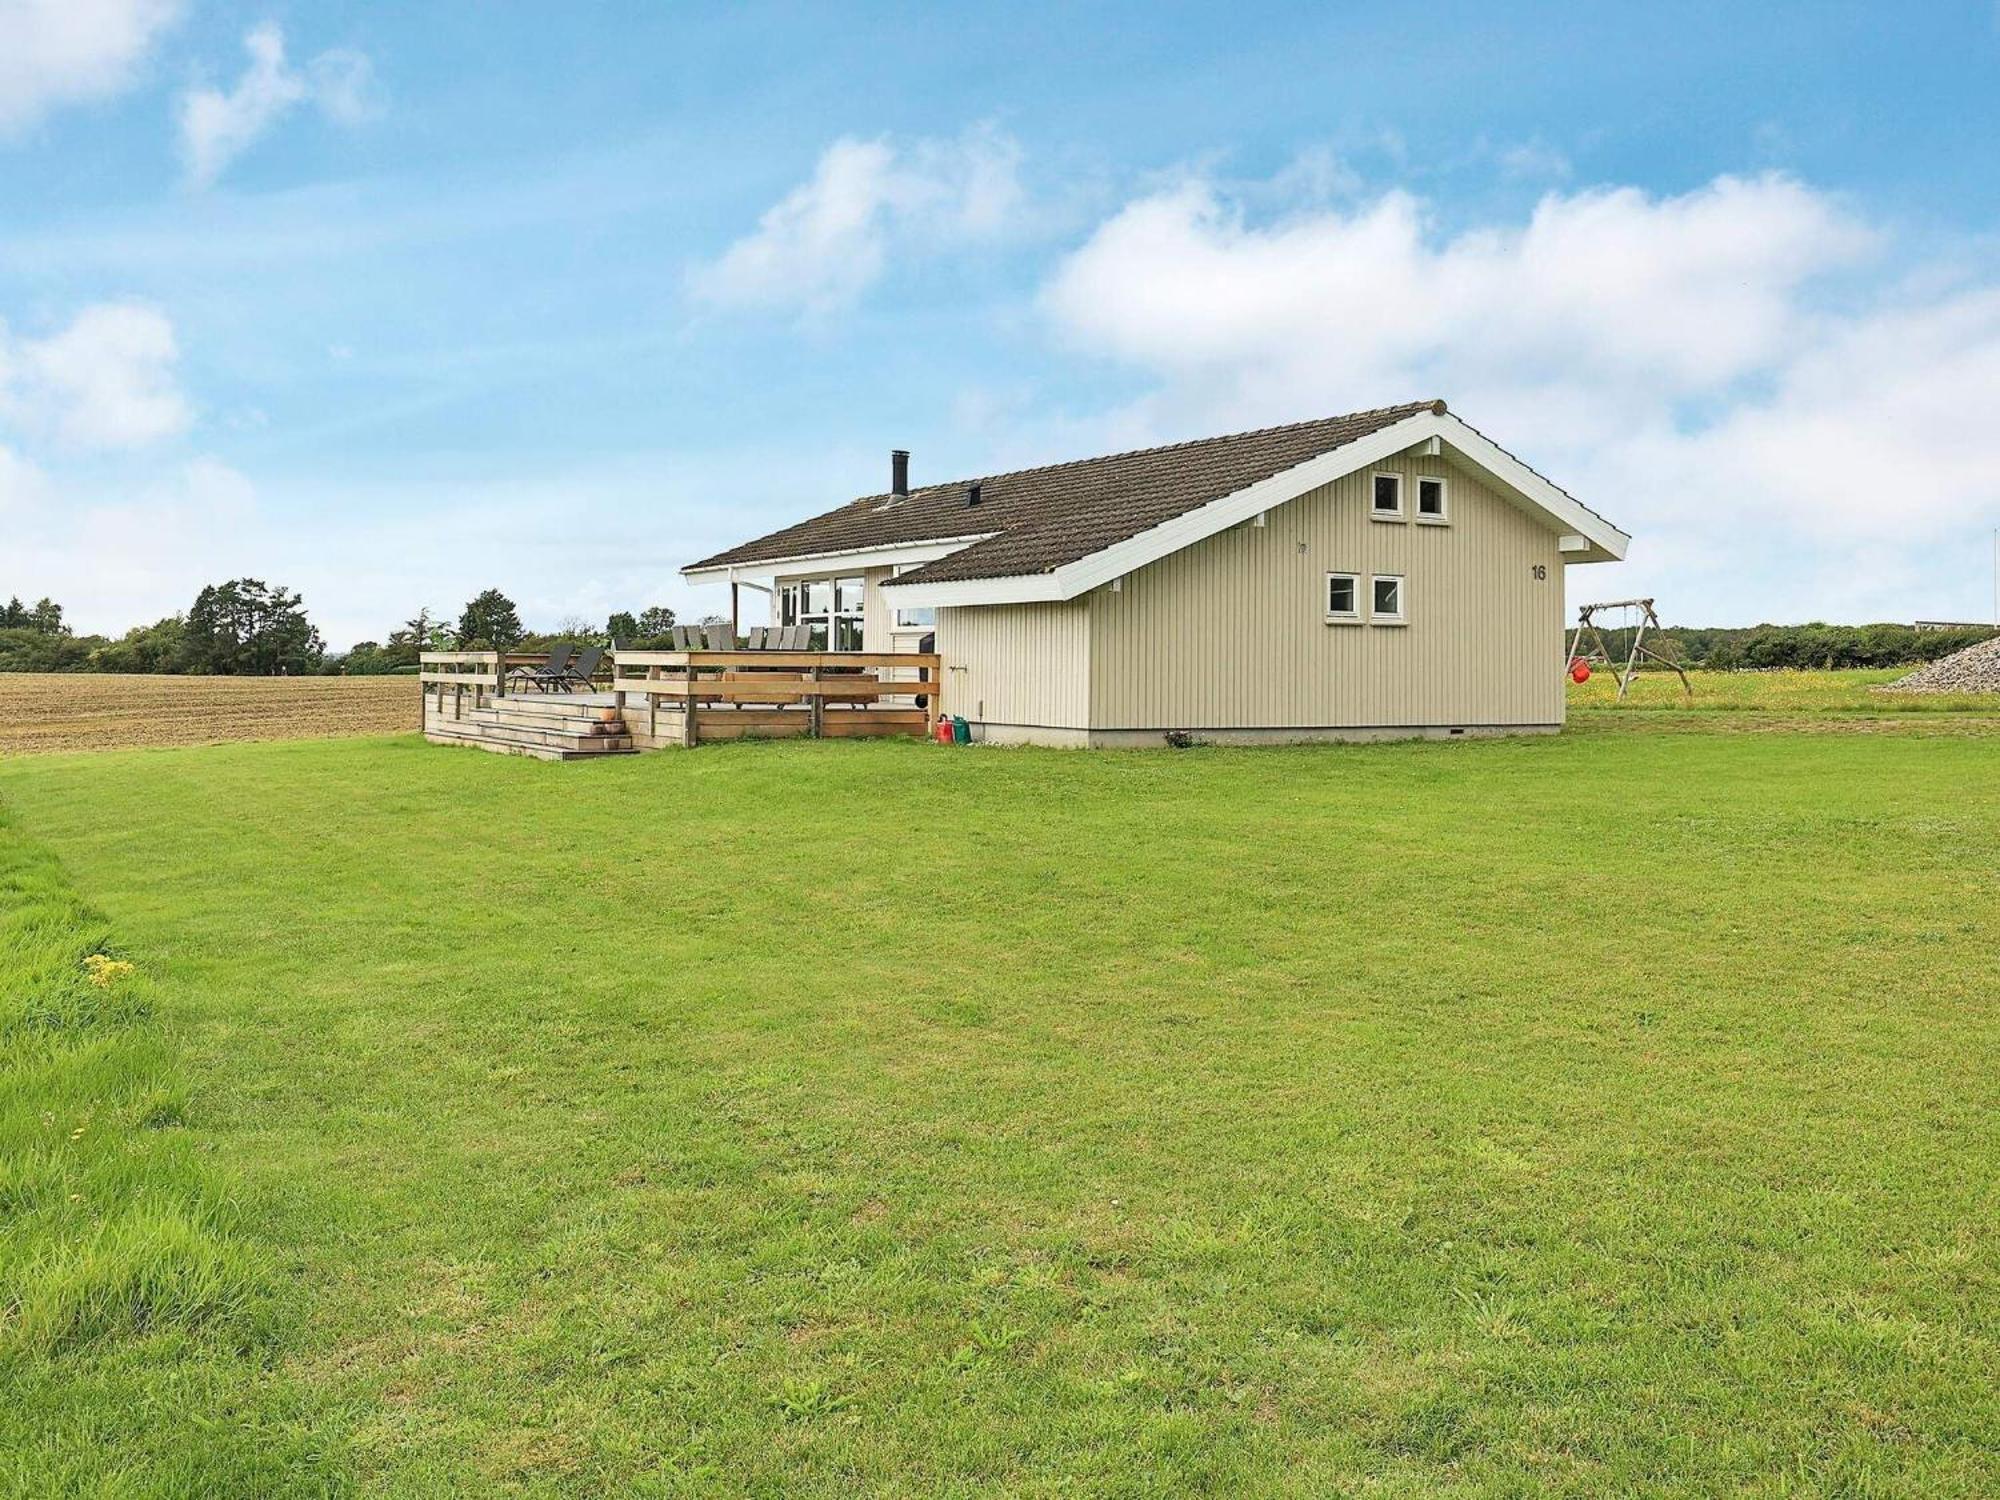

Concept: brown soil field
[[0, 673, 418, 754]]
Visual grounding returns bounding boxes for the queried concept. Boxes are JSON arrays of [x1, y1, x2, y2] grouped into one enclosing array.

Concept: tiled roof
[[685, 401, 1443, 584]]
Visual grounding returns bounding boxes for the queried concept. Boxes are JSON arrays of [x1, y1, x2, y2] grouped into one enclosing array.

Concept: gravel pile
[[1886, 633, 2000, 693]]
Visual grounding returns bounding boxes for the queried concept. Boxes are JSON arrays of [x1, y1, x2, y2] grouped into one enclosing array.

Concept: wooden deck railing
[[418, 649, 502, 691], [612, 650, 942, 747], [419, 648, 943, 747]]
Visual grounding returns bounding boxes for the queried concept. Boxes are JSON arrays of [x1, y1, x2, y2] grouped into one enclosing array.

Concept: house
[[682, 401, 1629, 747]]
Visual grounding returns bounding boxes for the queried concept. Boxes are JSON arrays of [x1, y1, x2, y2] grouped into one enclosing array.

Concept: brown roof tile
[[685, 401, 1442, 584]]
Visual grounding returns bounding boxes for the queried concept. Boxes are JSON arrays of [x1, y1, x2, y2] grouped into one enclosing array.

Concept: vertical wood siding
[[936, 600, 1092, 728], [1087, 456, 1565, 729]]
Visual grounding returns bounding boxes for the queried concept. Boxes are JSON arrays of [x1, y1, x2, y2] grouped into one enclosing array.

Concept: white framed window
[[890, 564, 935, 629], [1370, 471, 1404, 520], [1325, 571, 1361, 622], [1370, 574, 1406, 625], [1415, 475, 1448, 522], [778, 576, 866, 649]]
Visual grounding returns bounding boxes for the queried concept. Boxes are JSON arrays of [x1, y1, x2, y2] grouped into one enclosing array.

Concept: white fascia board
[[883, 571, 1064, 607], [888, 413, 1450, 607], [681, 533, 995, 584], [839, 410, 1632, 606], [1431, 414, 1630, 562], [1045, 413, 1446, 599]]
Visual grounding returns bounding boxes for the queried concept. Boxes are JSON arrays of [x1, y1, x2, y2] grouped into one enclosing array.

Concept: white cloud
[[689, 125, 1023, 315], [1, 455, 260, 627], [1496, 139, 1572, 182], [1037, 167, 2000, 621], [307, 48, 377, 126], [177, 22, 377, 187], [0, 0, 181, 134], [1043, 173, 1871, 403], [0, 302, 191, 448], [0, 444, 51, 515]]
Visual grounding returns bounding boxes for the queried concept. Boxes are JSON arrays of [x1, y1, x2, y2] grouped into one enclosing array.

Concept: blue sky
[[4, 0, 1999, 646]]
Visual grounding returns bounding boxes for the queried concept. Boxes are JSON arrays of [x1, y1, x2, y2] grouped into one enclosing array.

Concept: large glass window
[[779, 576, 865, 649], [833, 577, 865, 649], [891, 564, 936, 629]]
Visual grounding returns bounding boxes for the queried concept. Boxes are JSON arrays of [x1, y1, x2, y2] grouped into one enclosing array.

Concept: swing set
[[1566, 597, 1692, 702]]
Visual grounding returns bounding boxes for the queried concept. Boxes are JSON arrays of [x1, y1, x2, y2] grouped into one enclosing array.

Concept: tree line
[[8, 581, 1991, 676], [1609, 621, 1997, 672], [0, 584, 688, 676]]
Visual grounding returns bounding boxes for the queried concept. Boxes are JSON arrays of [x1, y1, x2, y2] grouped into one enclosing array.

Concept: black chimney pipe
[[891, 449, 909, 498]]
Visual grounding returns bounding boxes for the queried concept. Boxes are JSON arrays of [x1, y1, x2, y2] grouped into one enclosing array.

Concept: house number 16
[[1530, 564, 1547, 580]]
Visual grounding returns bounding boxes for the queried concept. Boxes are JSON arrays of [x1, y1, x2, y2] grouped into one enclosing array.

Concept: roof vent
[[966, 482, 982, 508], [891, 449, 909, 499]]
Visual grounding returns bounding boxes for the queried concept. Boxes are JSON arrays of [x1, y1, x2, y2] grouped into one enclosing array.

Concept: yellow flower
[[82, 954, 135, 988]]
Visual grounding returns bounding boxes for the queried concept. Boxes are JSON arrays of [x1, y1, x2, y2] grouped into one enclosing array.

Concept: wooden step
[[424, 732, 634, 762], [457, 707, 629, 739], [427, 720, 634, 753], [425, 718, 635, 754], [477, 694, 623, 723]]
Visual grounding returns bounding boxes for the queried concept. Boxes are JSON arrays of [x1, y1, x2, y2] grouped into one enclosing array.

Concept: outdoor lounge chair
[[506, 643, 576, 692], [550, 645, 603, 692]]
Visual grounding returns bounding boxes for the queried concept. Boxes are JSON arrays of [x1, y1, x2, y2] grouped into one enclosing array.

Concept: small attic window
[[1416, 476, 1448, 521], [1371, 472, 1403, 519]]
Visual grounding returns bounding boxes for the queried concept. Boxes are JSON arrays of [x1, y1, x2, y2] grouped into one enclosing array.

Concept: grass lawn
[[1569, 666, 2000, 725], [2, 716, 1997, 1495]]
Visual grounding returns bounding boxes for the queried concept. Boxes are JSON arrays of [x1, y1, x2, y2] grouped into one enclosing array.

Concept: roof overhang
[[882, 409, 1630, 607], [681, 533, 996, 585]]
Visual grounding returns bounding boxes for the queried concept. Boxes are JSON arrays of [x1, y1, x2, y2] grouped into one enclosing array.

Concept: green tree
[[635, 605, 676, 637], [606, 611, 639, 642], [0, 596, 68, 635], [0, 627, 96, 671], [182, 579, 326, 675], [379, 607, 451, 669], [455, 589, 524, 650], [89, 616, 187, 673]]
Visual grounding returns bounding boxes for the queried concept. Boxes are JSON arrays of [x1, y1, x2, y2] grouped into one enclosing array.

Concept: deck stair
[[424, 692, 636, 761]]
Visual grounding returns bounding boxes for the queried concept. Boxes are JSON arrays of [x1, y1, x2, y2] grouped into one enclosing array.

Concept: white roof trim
[[884, 409, 1629, 607], [682, 533, 994, 584]]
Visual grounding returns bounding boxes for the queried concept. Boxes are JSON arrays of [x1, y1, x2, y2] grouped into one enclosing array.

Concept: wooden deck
[[420, 650, 941, 758]]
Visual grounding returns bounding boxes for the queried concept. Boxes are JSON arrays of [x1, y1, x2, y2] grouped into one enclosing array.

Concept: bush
[[1651, 623, 1996, 671]]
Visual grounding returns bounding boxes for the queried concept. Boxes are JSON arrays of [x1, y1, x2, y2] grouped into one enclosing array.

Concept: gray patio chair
[[745, 625, 770, 649], [550, 645, 604, 692], [507, 643, 576, 693], [706, 623, 736, 650]]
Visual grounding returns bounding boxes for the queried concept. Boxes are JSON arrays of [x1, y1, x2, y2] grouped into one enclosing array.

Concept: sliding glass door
[[778, 576, 866, 649]]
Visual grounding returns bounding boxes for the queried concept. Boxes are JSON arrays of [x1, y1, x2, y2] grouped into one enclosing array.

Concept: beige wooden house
[[683, 401, 1628, 747]]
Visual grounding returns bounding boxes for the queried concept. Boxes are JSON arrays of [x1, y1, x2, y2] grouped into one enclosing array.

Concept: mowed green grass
[[2, 719, 1997, 1496], [1570, 666, 2000, 719]]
